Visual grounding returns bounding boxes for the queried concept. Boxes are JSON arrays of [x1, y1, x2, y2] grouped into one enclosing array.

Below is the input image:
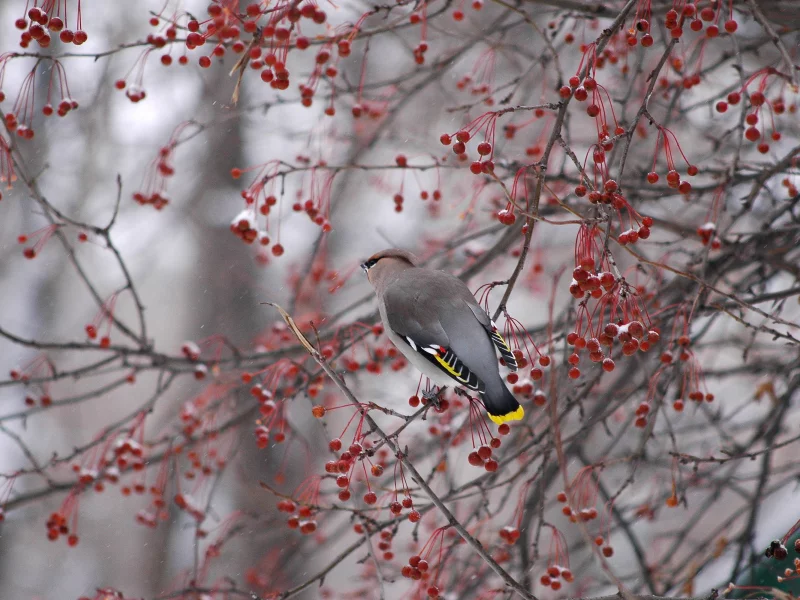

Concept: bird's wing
[[464, 303, 518, 372], [381, 271, 485, 392]]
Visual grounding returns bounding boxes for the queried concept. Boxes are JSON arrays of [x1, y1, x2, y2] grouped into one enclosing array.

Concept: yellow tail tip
[[488, 405, 524, 425]]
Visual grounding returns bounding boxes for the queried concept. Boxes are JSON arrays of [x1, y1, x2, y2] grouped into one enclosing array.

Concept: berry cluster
[[626, 18, 654, 47], [1, 60, 78, 141], [85, 294, 119, 348], [696, 222, 720, 249], [401, 555, 433, 585], [569, 257, 616, 301], [46, 490, 81, 546], [228, 161, 303, 258], [455, 47, 497, 105], [646, 125, 697, 195], [387, 495, 418, 520], [327, 437, 381, 505], [134, 458, 172, 529], [376, 530, 395, 561], [718, 77, 796, 150], [46, 508, 79, 546], [180, 341, 202, 362], [12, 354, 55, 407], [567, 317, 659, 378], [539, 564, 574, 591], [191, 2, 327, 90], [249, 388, 285, 447], [567, 248, 660, 379], [18, 224, 60, 260], [467, 441, 500, 472], [556, 490, 599, 524], [400, 526, 451, 597], [230, 208, 272, 249], [659, 340, 714, 412], [112, 436, 145, 472], [499, 525, 521, 545], [538, 525, 575, 589], [728, 69, 793, 154], [386, 454, 421, 522], [335, 328, 405, 376], [173, 492, 206, 522], [15, 4, 88, 49], [594, 535, 615, 557], [278, 499, 318, 535], [286, 170, 334, 232], [439, 111, 499, 175], [663, 2, 738, 40]]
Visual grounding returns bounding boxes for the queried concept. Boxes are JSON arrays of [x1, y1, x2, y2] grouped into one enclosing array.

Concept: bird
[[361, 248, 523, 425]]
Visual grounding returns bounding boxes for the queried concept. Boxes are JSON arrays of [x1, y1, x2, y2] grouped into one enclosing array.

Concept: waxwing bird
[[361, 248, 523, 424]]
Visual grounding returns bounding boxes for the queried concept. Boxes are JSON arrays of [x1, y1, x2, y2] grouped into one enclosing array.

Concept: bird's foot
[[452, 387, 471, 399], [422, 386, 446, 410]]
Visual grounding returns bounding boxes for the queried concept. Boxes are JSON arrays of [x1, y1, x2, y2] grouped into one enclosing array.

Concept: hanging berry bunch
[[15, 1, 88, 49]]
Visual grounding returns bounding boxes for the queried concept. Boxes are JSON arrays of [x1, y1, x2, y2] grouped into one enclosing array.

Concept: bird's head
[[361, 248, 418, 286]]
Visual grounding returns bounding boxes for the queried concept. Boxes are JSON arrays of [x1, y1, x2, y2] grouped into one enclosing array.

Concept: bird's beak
[[360, 262, 368, 274]]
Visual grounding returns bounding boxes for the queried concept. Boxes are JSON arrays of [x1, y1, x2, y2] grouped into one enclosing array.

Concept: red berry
[[745, 127, 760, 142]]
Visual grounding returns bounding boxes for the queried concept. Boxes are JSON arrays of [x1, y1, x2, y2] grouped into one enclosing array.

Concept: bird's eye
[[361, 258, 378, 272]]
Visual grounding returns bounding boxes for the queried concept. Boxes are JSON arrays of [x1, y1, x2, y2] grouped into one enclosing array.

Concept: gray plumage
[[362, 249, 523, 424]]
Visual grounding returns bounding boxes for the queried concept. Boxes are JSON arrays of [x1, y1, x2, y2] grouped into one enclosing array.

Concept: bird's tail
[[481, 384, 524, 425]]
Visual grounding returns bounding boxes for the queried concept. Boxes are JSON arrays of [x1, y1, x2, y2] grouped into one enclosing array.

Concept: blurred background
[[0, 0, 799, 599]]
